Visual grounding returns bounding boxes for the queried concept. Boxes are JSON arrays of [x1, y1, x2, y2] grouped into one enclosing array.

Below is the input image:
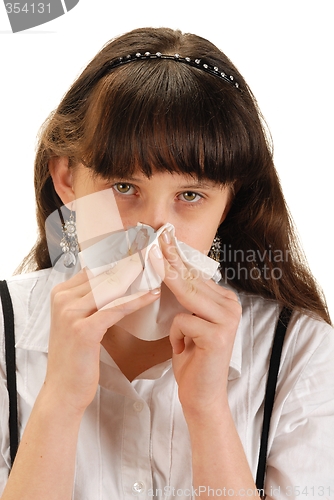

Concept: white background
[[0, 0, 333, 319]]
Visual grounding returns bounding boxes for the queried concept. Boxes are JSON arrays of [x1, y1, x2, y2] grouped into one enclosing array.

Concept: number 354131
[[5, 3, 51, 14]]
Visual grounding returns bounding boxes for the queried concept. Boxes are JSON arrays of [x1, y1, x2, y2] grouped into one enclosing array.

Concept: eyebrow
[[178, 182, 216, 189], [111, 176, 217, 190]]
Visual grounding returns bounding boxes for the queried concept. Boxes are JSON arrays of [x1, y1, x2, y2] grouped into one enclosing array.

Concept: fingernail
[[150, 287, 161, 295], [162, 230, 171, 244], [151, 245, 163, 259]]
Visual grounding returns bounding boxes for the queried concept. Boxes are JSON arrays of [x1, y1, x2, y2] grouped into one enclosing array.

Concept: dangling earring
[[209, 234, 221, 262], [209, 234, 222, 284], [60, 211, 79, 268]]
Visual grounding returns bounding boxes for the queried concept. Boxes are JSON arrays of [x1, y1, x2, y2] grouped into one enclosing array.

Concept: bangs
[[80, 59, 267, 185]]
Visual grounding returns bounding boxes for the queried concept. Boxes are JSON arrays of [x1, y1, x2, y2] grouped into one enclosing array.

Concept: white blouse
[[0, 267, 333, 499]]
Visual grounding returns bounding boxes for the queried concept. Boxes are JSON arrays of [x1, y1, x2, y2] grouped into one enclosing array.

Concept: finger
[[204, 278, 240, 303], [50, 269, 95, 316], [159, 234, 222, 297], [153, 231, 242, 330], [169, 313, 220, 354], [148, 244, 166, 280], [159, 237, 234, 321], [84, 288, 161, 340], [159, 232, 240, 303], [159, 234, 197, 282], [51, 268, 90, 295], [99, 288, 160, 310], [61, 253, 144, 313], [85, 253, 144, 310]]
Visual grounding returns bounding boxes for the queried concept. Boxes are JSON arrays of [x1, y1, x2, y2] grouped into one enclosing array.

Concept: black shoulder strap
[[0, 280, 19, 469], [256, 306, 293, 497]]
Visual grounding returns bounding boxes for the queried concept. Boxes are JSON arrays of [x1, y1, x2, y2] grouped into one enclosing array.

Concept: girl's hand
[[155, 232, 241, 419], [45, 265, 160, 415]]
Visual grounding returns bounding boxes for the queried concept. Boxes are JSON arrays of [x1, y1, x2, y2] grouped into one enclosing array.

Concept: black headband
[[93, 51, 240, 90]]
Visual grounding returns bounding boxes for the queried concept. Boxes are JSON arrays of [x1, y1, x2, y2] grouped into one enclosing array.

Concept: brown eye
[[113, 183, 134, 194], [180, 191, 201, 202]]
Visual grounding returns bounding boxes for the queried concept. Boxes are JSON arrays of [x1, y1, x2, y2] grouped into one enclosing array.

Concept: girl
[[0, 27, 333, 499]]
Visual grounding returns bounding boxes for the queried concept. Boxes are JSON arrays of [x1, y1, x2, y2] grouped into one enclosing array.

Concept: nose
[[139, 202, 171, 232]]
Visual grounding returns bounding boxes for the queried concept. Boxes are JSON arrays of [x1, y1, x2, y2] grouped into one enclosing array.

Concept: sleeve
[[265, 325, 334, 499], [0, 301, 11, 495]]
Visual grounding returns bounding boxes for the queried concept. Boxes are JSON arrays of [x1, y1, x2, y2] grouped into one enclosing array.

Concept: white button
[[132, 481, 145, 494], [133, 401, 144, 412]]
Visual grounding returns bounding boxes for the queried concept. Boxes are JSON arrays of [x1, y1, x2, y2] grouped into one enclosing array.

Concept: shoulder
[[3, 269, 52, 296], [243, 293, 334, 409], [218, 285, 333, 384], [239, 291, 332, 345], [2, 269, 52, 316], [5, 268, 52, 288], [0, 269, 52, 347], [237, 291, 333, 384]]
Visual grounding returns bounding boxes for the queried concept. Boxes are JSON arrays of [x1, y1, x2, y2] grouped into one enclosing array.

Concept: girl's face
[[62, 163, 232, 255]]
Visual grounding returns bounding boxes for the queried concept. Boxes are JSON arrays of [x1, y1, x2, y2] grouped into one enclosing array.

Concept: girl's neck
[[101, 325, 173, 382]]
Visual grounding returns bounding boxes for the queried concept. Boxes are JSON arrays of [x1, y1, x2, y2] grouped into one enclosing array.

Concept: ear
[[48, 157, 75, 205]]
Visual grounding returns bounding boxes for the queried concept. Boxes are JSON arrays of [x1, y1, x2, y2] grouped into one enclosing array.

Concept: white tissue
[[78, 223, 219, 340]]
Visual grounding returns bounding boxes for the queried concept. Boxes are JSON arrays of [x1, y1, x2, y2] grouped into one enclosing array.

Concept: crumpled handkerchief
[[78, 223, 220, 340]]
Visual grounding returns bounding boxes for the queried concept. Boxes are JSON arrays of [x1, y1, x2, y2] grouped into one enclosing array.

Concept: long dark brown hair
[[19, 27, 331, 324]]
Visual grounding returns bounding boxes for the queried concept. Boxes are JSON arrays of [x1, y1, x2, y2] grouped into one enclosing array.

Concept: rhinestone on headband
[[106, 52, 240, 89]]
